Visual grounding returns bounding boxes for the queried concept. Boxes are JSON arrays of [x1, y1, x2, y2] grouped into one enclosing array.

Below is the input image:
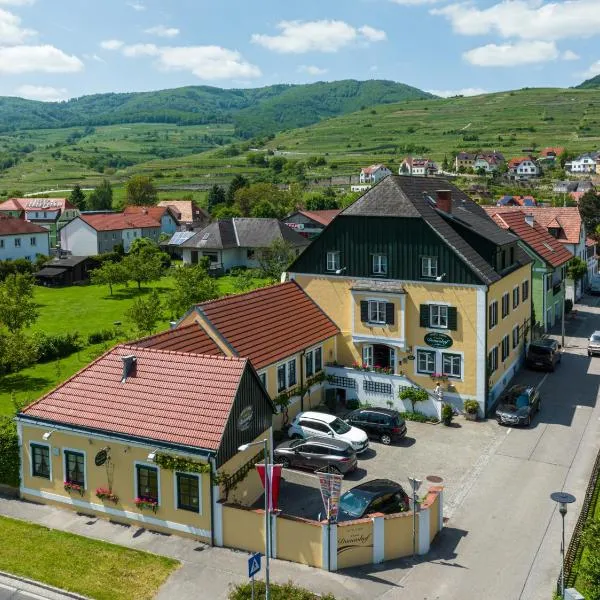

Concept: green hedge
[[229, 581, 336, 600], [0, 417, 20, 488]]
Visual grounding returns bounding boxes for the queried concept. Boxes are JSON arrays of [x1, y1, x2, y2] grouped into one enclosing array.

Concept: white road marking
[[537, 373, 549, 391]]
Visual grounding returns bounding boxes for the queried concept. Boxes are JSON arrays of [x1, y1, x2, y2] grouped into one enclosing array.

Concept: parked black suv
[[345, 408, 407, 445], [526, 338, 562, 371], [337, 479, 410, 522]]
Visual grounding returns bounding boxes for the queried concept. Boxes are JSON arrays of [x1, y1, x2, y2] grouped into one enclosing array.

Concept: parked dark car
[[495, 385, 540, 426], [273, 437, 357, 476], [526, 338, 562, 371], [337, 479, 410, 522], [345, 408, 407, 445]]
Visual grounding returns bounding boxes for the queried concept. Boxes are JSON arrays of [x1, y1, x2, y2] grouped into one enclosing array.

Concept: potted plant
[[96, 487, 119, 503], [441, 403, 454, 426], [463, 400, 480, 421], [134, 496, 159, 512], [64, 481, 84, 496]]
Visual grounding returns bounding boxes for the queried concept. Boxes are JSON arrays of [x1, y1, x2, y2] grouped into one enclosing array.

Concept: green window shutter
[[360, 301, 369, 322], [385, 303, 395, 325], [447, 307, 458, 330], [419, 304, 430, 328]]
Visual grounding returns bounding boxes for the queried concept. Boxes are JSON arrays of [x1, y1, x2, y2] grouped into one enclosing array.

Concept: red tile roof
[[132, 322, 224, 356], [195, 281, 339, 370], [21, 345, 248, 451], [123, 206, 169, 220], [540, 147, 564, 157], [0, 199, 25, 212], [80, 213, 161, 232], [485, 209, 573, 267], [1, 198, 74, 212], [0, 215, 49, 235], [298, 209, 341, 226], [361, 164, 386, 174], [484, 206, 582, 244], [157, 200, 209, 224]]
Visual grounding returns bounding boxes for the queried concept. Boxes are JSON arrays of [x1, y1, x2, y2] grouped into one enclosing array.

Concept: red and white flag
[[256, 463, 282, 512]]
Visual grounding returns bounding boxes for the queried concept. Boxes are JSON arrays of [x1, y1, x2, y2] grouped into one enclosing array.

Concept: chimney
[[525, 213, 534, 227], [121, 355, 137, 383], [436, 190, 452, 213]]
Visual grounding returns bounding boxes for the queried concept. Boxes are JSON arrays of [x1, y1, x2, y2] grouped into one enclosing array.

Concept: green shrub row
[[0, 417, 20, 488], [229, 581, 336, 600], [33, 332, 84, 363]]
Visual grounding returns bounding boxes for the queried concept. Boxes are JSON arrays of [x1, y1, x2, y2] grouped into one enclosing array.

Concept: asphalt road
[[393, 296, 600, 600]]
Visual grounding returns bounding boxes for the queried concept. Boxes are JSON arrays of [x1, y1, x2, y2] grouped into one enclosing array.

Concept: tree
[[166, 264, 218, 318], [258, 239, 296, 281], [235, 183, 286, 217], [251, 200, 279, 218], [567, 256, 587, 284], [69, 185, 86, 210], [122, 252, 163, 290], [90, 261, 128, 296], [226, 175, 248, 206], [86, 179, 113, 211], [399, 386, 429, 413], [579, 190, 600, 235], [207, 184, 226, 212], [304, 192, 339, 211], [125, 175, 158, 206], [0, 331, 37, 375], [0, 273, 38, 333], [126, 290, 162, 336]]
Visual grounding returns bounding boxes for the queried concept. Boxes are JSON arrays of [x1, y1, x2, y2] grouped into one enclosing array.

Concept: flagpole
[[263, 438, 270, 600]]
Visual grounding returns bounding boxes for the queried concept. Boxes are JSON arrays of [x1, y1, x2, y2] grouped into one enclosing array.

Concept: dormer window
[[372, 254, 387, 275], [421, 256, 438, 278], [326, 251, 340, 272], [548, 227, 560, 238]]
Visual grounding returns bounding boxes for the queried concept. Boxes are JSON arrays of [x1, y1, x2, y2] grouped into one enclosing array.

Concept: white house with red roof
[[59, 212, 161, 255], [508, 157, 540, 180], [399, 157, 437, 176], [359, 164, 391, 184], [0, 215, 50, 261]]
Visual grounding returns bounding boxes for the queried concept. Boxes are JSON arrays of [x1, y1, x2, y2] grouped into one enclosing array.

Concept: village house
[[123, 205, 180, 236], [454, 152, 476, 171], [359, 164, 391, 184], [287, 176, 533, 416], [473, 152, 504, 173], [34, 255, 96, 287], [497, 195, 537, 208], [0, 215, 50, 262], [180, 218, 310, 272], [157, 200, 210, 230], [0, 198, 79, 248], [283, 209, 340, 239], [485, 208, 572, 332], [399, 157, 437, 176], [566, 152, 600, 174], [508, 157, 540, 180], [59, 213, 161, 256]]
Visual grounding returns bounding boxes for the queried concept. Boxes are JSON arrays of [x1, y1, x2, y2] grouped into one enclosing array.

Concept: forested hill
[[577, 75, 600, 89], [0, 80, 433, 136]]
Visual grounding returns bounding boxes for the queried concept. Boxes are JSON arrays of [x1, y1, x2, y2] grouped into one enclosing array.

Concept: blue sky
[[1, 0, 599, 101]]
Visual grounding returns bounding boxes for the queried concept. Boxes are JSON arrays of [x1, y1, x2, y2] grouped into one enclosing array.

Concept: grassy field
[[0, 272, 270, 415], [0, 515, 178, 600], [2, 87, 600, 197]]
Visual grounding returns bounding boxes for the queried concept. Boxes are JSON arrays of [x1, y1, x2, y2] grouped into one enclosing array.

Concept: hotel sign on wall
[[424, 332, 453, 349]]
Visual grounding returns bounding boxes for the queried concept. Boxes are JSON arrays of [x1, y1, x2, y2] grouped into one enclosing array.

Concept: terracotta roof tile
[[157, 200, 209, 224], [20, 345, 247, 451], [123, 206, 168, 220], [132, 322, 224, 355], [298, 210, 341, 226], [80, 213, 161, 232], [0, 215, 49, 235], [197, 281, 339, 370], [0, 198, 73, 212]]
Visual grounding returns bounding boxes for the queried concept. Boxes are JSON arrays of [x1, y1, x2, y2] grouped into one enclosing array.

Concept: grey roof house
[[180, 218, 310, 272]]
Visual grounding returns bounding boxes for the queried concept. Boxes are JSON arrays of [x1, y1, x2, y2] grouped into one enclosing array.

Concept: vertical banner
[[318, 472, 343, 522], [256, 464, 282, 511]]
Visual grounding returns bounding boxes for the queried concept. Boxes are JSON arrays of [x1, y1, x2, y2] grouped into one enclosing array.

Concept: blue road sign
[[248, 553, 261, 578]]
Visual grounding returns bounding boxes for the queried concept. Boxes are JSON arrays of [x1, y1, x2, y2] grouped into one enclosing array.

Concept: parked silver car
[[588, 331, 600, 357], [274, 437, 357, 475]]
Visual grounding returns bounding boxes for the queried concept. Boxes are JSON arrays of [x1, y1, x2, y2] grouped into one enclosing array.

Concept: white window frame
[[442, 353, 462, 379], [430, 304, 448, 329], [0, 240, 4, 249], [173, 471, 202, 515], [368, 300, 386, 324], [29, 441, 52, 481], [62, 447, 87, 490], [502, 293, 510, 318], [257, 370, 267, 391], [489, 301, 498, 329], [512, 286, 519, 309], [326, 251, 340, 272], [362, 345, 373, 368], [30, 237, 37, 247], [134, 460, 161, 505], [421, 256, 438, 278], [276, 357, 297, 392], [416, 349, 436, 374], [14, 238, 21, 248], [305, 345, 323, 378], [372, 254, 388, 275]]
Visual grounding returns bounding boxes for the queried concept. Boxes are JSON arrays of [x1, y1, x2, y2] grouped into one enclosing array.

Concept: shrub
[[229, 581, 336, 600], [87, 329, 116, 345], [402, 411, 438, 423], [441, 403, 454, 424], [399, 386, 429, 412], [0, 416, 20, 487], [345, 398, 360, 410], [463, 400, 480, 415], [34, 332, 84, 362]]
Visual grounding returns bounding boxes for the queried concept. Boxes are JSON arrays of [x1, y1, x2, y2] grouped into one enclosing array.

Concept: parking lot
[[273, 414, 504, 521]]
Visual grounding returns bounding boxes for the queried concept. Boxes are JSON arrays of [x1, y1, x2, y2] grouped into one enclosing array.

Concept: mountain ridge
[[577, 74, 600, 89]]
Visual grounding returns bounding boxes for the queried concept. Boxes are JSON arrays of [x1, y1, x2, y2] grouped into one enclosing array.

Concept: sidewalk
[[0, 572, 89, 600], [0, 496, 382, 600]]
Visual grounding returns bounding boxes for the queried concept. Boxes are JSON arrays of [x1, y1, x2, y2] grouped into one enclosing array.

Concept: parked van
[[526, 338, 562, 371]]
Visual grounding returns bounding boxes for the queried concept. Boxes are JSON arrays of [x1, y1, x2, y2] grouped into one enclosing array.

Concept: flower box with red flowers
[[63, 481, 84, 495], [95, 487, 119, 503], [134, 496, 158, 512]]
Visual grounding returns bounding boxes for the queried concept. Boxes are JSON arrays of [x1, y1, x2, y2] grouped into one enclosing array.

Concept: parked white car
[[288, 411, 369, 454]]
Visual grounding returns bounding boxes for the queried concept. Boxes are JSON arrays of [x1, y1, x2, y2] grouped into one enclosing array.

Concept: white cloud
[[100, 39, 123, 50], [432, 0, 600, 41], [16, 84, 68, 101], [83, 53, 105, 63], [391, 0, 446, 4], [127, 1, 145, 11], [0, 0, 35, 5], [0, 7, 35, 44], [119, 43, 261, 79], [298, 64, 328, 75], [427, 87, 488, 97], [145, 25, 179, 38], [562, 50, 580, 61], [581, 60, 600, 79], [0, 44, 83, 73], [463, 40, 559, 67], [251, 20, 386, 53]]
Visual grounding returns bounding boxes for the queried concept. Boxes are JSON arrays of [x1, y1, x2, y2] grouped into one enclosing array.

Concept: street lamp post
[[239, 439, 270, 600], [408, 477, 422, 558], [550, 491, 576, 599]]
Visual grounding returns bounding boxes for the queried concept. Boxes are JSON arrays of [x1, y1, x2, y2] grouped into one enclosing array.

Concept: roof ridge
[[119, 343, 247, 362], [128, 322, 200, 344], [198, 280, 293, 306]]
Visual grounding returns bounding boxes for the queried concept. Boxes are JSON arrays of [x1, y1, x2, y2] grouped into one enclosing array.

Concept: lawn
[[0, 515, 178, 600], [0, 272, 270, 415]]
